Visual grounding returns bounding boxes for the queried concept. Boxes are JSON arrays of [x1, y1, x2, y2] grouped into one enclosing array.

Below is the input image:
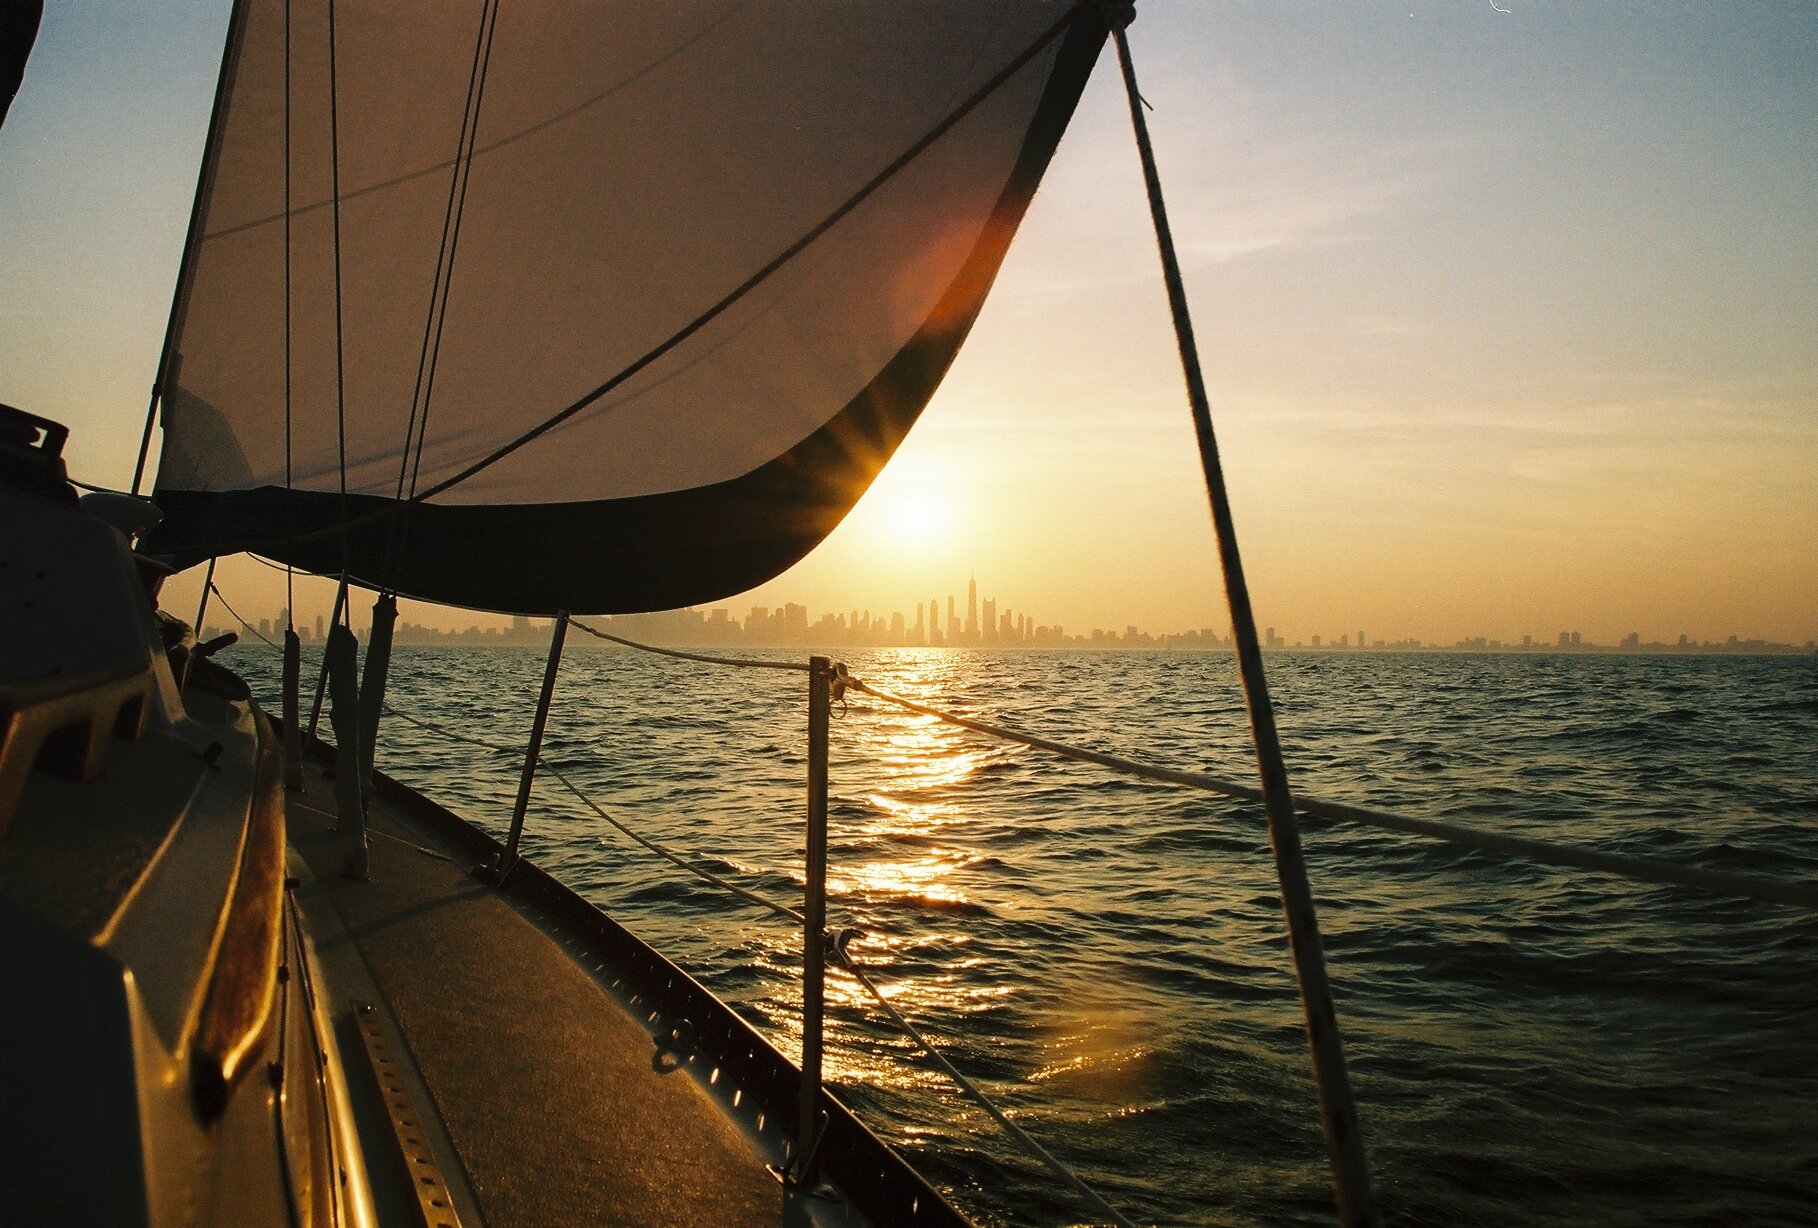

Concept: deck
[[283, 758, 814, 1227]]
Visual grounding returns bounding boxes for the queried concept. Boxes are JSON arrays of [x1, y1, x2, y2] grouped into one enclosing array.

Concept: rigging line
[[213, 2, 1085, 559], [314, 683, 806, 921], [532, 623, 1818, 910], [538, 762, 806, 925], [568, 619, 812, 673], [381, 1, 503, 592], [208, 580, 276, 649], [391, 0, 493, 505], [1110, 19, 1375, 1225], [398, 0, 500, 516], [325, 0, 351, 577], [283, 0, 294, 624], [846, 677, 1818, 912], [835, 951, 1134, 1228], [352, 696, 807, 922]]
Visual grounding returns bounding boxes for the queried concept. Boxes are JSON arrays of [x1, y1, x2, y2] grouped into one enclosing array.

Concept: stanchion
[[499, 612, 568, 880], [357, 591, 398, 789], [325, 622, 367, 880], [308, 576, 349, 739], [792, 656, 833, 1187], [281, 628, 304, 790]]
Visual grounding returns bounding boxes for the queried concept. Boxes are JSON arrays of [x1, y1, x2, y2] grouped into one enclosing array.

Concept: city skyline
[[199, 575, 1815, 658]]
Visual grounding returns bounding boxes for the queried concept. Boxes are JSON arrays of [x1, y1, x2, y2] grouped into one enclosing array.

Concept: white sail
[[150, 0, 1105, 613]]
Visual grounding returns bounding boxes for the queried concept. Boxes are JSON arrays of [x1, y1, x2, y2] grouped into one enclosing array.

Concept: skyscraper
[[966, 577, 978, 644]]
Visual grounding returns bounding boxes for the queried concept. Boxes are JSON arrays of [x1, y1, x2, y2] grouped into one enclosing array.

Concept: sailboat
[[2, 2, 1137, 1224], [6, 3, 1812, 1226]]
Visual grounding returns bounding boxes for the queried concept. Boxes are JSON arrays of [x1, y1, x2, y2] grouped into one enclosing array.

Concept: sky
[[2, 1, 1813, 646]]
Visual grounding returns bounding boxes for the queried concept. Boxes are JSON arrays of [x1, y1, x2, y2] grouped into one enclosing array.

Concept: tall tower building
[[966, 578, 978, 644]]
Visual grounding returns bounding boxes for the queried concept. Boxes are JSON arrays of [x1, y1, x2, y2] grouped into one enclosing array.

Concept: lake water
[[239, 644, 1818, 1226]]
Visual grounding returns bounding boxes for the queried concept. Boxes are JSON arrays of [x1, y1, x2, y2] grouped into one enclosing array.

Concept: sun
[[873, 489, 951, 552]]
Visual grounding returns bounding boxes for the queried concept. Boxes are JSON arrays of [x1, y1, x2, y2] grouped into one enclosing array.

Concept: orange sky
[[4, 2, 1813, 646]]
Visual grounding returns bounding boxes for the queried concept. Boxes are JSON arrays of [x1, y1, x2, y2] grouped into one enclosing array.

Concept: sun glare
[[878, 491, 950, 551]]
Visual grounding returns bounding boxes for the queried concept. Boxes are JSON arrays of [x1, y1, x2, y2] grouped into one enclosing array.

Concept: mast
[[132, 0, 252, 496]]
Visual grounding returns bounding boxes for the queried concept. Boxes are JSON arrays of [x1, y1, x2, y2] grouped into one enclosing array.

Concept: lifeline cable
[[572, 624, 1818, 911]]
